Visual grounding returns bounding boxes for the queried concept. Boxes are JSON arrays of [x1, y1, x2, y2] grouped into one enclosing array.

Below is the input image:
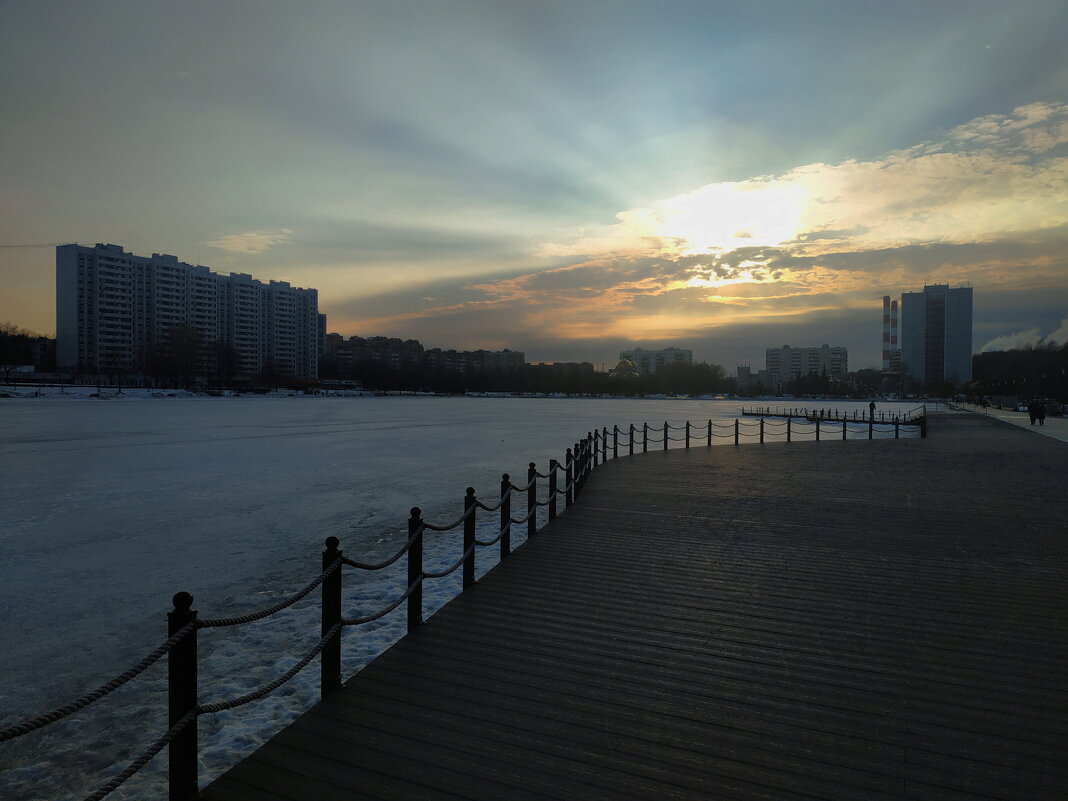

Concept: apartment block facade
[[322, 333, 524, 374], [618, 347, 693, 376], [900, 284, 973, 386], [765, 344, 848, 387], [56, 243, 321, 379]]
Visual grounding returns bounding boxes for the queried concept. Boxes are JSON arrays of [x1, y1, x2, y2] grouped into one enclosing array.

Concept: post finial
[[409, 507, 421, 519], [501, 473, 509, 482], [466, 486, 476, 497], [172, 591, 194, 611], [324, 536, 340, 551], [528, 461, 536, 470]]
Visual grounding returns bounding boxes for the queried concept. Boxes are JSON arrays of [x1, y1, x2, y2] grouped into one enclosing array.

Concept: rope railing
[[340, 532, 417, 570], [9, 409, 928, 801], [0, 620, 198, 742], [422, 541, 478, 579], [419, 502, 477, 531], [83, 709, 199, 801], [341, 576, 424, 626], [198, 559, 341, 628], [197, 622, 342, 714]]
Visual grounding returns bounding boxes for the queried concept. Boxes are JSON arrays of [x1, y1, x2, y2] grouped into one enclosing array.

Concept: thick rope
[[475, 491, 509, 512], [0, 621, 197, 742], [343, 528, 420, 570], [508, 508, 536, 525], [197, 623, 341, 714], [423, 542, 477, 579], [199, 559, 341, 628], [421, 504, 475, 531], [509, 476, 537, 492], [474, 529, 505, 547], [81, 708, 198, 801], [342, 576, 423, 625]]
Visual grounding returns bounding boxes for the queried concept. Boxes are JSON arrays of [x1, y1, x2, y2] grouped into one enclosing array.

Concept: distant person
[[1028, 400, 1038, 425], [1036, 400, 1047, 426], [869, 400, 876, 419]]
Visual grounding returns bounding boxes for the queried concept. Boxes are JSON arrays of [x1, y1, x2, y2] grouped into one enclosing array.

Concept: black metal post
[[168, 592, 198, 801], [787, 418, 791, 442], [629, 424, 634, 455], [565, 449, 573, 507], [663, 421, 668, 451], [734, 418, 739, 446], [706, 419, 712, 448], [895, 420, 900, 439], [868, 419, 874, 439], [321, 537, 342, 699], [464, 487, 478, 582], [572, 441, 580, 498], [842, 419, 847, 440], [760, 418, 764, 443], [920, 417, 927, 438], [593, 430, 599, 468], [500, 475, 511, 555], [815, 419, 820, 441], [527, 462, 537, 541], [548, 458, 558, 520], [613, 425, 618, 460], [407, 508, 423, 632], [685, 421, 690, 449], [643, 423, 648, 453], [602, 427, 608, 462]]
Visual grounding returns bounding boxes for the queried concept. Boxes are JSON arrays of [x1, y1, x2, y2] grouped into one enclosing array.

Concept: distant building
[[900, 284, 973, 386], [56, 243, 321, 379], [881, 295, 900, 372], [765, 344, 848, 388], [618, 347, 693, 376], [324, 333, 524, 374]]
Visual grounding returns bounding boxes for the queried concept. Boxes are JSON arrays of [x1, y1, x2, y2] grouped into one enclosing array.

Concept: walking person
[[1028, 399, 1038, 425], [869, 400, 876, 420], [1036, 400, 1047, 426]]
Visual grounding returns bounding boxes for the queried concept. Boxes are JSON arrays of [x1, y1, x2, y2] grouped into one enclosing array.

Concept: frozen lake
[[0, 395, 920, 800]]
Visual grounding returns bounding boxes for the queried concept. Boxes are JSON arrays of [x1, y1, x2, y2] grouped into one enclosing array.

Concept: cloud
[[204, 228, 293, 254], [536, 102, 1068, 263], [323, 103, 1068, 367]]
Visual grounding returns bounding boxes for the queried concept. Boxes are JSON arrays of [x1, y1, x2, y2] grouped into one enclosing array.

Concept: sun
[[650, 179, 807, 255]]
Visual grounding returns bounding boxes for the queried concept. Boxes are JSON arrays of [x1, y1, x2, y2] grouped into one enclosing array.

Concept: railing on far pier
[[0, 414, 926, 801], [740, 404, 927, 439]]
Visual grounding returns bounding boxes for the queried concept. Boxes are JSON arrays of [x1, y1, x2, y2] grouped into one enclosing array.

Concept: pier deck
[[204, 411, 1067, 801]]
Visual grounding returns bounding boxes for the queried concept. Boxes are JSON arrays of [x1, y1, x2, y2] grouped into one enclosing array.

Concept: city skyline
[[2, 1, 1068, 369]]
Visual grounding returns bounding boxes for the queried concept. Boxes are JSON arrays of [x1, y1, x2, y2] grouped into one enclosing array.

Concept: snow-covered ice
[[0, 394, 920, 799]]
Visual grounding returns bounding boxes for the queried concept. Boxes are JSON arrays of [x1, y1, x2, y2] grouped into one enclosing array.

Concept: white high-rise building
[[56, 243, 321, 379], [618, 347, 693, 375], [765, 344, 848, 387], [900, 284, 973, 387]]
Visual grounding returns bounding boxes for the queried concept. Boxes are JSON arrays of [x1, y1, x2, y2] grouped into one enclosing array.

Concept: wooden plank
[[203, 413, 1068, 801]]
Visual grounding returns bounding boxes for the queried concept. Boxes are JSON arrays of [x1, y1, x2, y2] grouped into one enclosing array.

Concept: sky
[[1, 0, 1067, 371]]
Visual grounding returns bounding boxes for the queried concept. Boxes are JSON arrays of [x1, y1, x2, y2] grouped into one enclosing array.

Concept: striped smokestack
[[882, 295, 891, 371]]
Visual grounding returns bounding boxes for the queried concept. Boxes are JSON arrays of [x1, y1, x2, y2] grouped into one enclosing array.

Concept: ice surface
[[0, 394, 920, 799]]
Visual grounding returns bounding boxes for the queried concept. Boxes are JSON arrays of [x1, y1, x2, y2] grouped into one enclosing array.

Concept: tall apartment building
[[881, 295, 900, 372], [900, 284, 973, 386], [765, 344, 848, 387], [618, 347, 693, 376], [56, 243, 321, 379]]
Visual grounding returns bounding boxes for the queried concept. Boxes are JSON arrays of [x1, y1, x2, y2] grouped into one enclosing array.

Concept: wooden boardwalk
[[204, 412, 1067, 801]]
